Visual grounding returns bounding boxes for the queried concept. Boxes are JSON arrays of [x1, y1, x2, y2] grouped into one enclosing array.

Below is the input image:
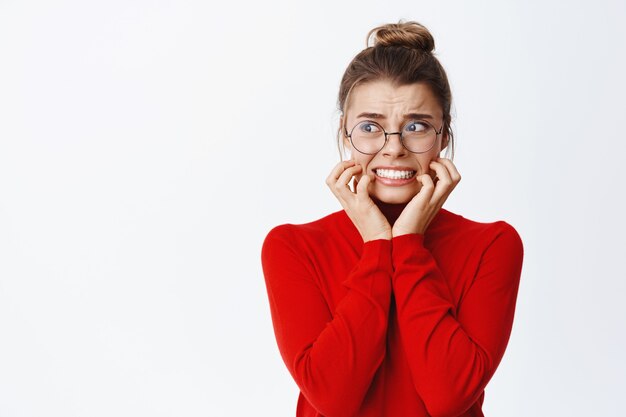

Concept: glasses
[[344, 119, 444, 154]]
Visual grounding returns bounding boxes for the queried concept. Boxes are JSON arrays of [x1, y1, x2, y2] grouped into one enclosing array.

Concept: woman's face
[[340, 79, 448, 204]]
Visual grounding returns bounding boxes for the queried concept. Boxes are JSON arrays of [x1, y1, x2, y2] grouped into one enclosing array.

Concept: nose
[[382, 132, 407, 157]]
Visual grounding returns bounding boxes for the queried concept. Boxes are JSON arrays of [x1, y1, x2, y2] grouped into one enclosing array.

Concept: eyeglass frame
[[343, 118, 445, 155]]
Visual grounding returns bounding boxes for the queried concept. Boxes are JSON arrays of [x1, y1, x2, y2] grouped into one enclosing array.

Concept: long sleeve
[[390, 222, 524, 417], [261, 225, 394, 417]]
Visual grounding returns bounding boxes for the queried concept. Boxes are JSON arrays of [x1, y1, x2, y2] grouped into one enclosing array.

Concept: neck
[[372, 197, 408, 227]]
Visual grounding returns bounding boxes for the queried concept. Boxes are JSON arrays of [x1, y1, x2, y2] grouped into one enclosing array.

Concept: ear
[[441, 131, 449, 151], [339, 114, 352, 151]]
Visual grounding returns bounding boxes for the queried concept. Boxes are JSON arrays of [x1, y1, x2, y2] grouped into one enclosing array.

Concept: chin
[[372, 189, 415, 205]]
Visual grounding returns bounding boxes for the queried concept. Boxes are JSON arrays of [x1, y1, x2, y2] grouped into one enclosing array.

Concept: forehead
[[347, 80, 441, 119]]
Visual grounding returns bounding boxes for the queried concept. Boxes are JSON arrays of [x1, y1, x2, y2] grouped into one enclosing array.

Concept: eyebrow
[[356, 112, 433, 120]]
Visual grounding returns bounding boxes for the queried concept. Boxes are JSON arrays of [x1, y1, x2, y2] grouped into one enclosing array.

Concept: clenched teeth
[[375, 169, 416, 179]]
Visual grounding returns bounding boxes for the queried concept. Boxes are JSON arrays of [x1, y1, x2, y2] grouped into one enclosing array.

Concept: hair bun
[[367, 20, 435, 53]]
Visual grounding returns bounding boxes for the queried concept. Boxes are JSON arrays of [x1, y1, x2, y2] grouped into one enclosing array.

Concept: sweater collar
[[335, 206, 449, 242]]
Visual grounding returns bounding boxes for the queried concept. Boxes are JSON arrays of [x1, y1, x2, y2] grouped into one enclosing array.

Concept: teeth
[[375, 169, 416, 179]]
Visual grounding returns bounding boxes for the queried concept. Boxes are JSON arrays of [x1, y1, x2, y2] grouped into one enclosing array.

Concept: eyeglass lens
[[350, 120, 437, 154]]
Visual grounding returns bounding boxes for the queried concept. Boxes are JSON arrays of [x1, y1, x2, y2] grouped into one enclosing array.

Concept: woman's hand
[[326, 160, 392, 242], [392, 157, 461, 237]]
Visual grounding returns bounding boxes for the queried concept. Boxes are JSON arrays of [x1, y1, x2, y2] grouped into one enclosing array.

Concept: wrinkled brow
[[356, 112, 433, 120]]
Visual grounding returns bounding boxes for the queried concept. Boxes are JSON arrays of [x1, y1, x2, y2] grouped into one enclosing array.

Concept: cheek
[[417, 157, 435, 175]]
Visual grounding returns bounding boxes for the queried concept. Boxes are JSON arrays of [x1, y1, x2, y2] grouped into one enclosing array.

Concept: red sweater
[[261, 207, 524, 417]]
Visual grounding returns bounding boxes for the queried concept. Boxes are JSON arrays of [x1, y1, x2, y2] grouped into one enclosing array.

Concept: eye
[[358, 122, 382, 134], [405, 121, 428, 133]]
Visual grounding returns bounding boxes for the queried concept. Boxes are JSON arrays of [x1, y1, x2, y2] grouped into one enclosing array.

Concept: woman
[[261, 20, 524, 417]]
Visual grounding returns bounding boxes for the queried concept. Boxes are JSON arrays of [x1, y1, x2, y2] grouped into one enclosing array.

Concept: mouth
[[372, 168, 417, 186], [373, 168, 417, 179]]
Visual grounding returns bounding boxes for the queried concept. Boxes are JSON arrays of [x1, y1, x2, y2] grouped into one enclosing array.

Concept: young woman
[[261, 20, 524, 417]]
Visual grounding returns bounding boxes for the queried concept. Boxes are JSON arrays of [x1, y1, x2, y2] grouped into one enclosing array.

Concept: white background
[[1, 0, 625, 416]]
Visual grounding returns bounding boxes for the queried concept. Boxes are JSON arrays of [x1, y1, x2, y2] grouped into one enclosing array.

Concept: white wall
[[1, 0, 624, 416]]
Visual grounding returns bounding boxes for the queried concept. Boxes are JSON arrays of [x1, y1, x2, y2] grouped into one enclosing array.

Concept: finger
[[432, 158, 461, 204], [326, 160, 356, 197], [356, 173, 373, 200], [326, 161, 356, 207], [436, 157, 462, 183], [350, 175, 362, 194], [413, 173, 435, 204], [429, 159, 452, 184], [429, 159, 453, 202], [337, 164, 361, 186], [335, 165, 362, 198], [326, 160, 356, 186]]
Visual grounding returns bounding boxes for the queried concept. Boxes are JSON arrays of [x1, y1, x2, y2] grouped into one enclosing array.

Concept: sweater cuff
[[391, 233, 428, 264], [360, 238, 393, 272]]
